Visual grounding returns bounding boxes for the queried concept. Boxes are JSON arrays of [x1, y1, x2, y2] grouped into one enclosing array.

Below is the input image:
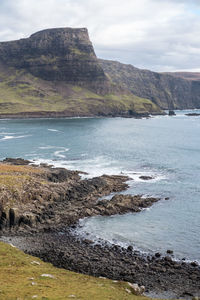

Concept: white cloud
[[0, 0, 200, 71]]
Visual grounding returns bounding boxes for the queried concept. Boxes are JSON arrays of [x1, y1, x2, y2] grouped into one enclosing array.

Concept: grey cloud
[[0, 0, 199, 71]]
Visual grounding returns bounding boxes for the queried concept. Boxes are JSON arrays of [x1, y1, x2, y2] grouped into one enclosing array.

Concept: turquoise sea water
[[0, 111, 199, 262]]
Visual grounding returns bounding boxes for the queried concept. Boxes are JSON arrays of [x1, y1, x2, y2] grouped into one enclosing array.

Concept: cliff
[[0, 28, 162, 117], [163, 72, 200, 81], [99, 59, 200, 109], [0, 28, 106, 83]]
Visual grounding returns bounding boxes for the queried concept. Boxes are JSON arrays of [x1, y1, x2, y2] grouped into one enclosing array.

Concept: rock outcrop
[[0, 159, 159, 232], [1, 160, 200, 299]]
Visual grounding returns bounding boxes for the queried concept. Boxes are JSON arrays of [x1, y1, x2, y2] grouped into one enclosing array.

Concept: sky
[[0, 0, 200, 72]]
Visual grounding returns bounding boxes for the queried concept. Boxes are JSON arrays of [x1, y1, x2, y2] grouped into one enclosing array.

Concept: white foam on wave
[[173, 257, 200, 266], [39, 145, 68, 150], [38, 146, 70, 158], [39, 146, 57, 150], [31, 155, 166, 183], [54, 148, 69, 158], [74, 219, 200, 265], [47, 129, 60, 132], [73, 219, 151, 256], [0, 135, 31, 141], [31, 156, 120, 178], [30, 158, 65, 168], [122, 171, 166, 183], [67, 156, 122, 179]]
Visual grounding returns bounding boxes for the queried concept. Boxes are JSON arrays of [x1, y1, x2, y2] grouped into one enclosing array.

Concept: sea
[[0, 110, 199, 263]]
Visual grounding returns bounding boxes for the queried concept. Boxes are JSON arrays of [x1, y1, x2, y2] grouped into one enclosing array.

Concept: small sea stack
[[168, 110, 176, 116]]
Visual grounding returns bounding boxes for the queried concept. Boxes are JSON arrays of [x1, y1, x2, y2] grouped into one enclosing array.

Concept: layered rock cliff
[[0, 28, 106, 84], [0, 28, 162, 117], [99, 59, 200, 109]]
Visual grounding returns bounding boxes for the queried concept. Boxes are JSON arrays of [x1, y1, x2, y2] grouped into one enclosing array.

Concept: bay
[[0, 110, 199, 262]]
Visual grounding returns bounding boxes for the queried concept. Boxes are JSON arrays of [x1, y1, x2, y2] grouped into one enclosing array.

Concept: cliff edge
[[0, 28, 162, 117], [99, 59, 200, 110]]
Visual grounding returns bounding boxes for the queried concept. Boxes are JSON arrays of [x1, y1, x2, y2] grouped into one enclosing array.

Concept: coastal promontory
[[0, 28, 162, 118]]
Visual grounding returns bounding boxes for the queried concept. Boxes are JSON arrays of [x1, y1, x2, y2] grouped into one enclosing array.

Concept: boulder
[[169, 110, 176, 116], [127, 282, 145, 295], [139, 175, 154, 180], [2, 158, 31, 165], [47, 168, 79, 183]]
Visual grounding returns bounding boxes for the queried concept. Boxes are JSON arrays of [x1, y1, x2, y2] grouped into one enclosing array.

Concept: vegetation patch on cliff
[[0, 66, 162, 117], [0, 28, 163, 117]]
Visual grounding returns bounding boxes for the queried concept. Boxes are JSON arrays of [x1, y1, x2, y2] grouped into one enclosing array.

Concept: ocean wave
[[39, 145, 62, 150], [54, 148, 69, 158], [47, 129, 60, 132], [30, 155, 167, 183], [73, 219, 200, 265], [0, 135, 31, 141], [39, 146, 56, 150], [72, 220, 151, 256], [38, 146, 70, 159], [122, 171, 166, 183]]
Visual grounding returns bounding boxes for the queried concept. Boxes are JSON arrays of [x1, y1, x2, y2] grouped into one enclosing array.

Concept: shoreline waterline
[[0, 111, 200, 280]]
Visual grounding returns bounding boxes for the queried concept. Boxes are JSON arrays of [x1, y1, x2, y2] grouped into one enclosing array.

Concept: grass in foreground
[[0, 241, 153, 300]]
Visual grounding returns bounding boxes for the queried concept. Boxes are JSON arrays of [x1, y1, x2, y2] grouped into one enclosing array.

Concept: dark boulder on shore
[[7, 230, 200, 300]]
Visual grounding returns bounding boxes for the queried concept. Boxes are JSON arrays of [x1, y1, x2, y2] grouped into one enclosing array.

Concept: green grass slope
[[0, 63, 162, 117], [0, 241, 153, 300]]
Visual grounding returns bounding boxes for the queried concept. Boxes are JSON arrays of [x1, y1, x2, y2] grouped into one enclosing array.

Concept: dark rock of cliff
[[0, 28, 162, 117], [99, 59, 200, 109], [0, 28, 106, 84], [164, 72, 200, 81]]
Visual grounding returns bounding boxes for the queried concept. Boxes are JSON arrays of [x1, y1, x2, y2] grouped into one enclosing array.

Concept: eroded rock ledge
[[0, 158, 158, 232], [0, 158, 200, 299]]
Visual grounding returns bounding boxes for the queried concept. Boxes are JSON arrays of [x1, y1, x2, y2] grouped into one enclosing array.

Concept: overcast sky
[[0, 0, 200, 72]]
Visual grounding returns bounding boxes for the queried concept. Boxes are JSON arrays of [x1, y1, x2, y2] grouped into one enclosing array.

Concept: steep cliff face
[[164, 72, 200, 81], [0, 28, 162, 117], [99, 59, 200, 109], [0, 28, 106, 84]]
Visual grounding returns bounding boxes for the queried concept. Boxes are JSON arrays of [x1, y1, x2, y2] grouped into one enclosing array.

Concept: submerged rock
[[169, 110, 176, 116], [139, 175, 154, 180]]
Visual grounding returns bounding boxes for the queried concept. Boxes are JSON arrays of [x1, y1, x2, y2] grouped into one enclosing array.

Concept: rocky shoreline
[[0, 111, 165, 120], [0, 158, 200, 299]]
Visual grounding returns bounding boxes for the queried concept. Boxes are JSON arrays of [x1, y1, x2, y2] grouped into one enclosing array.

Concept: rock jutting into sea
[[0, 158, 200, 299]]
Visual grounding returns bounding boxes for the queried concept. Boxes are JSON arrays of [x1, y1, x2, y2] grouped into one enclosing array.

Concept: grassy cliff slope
[[0, 62, 161, 117], [0, 28, 162, 117], [0, 241, 152, 300]]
